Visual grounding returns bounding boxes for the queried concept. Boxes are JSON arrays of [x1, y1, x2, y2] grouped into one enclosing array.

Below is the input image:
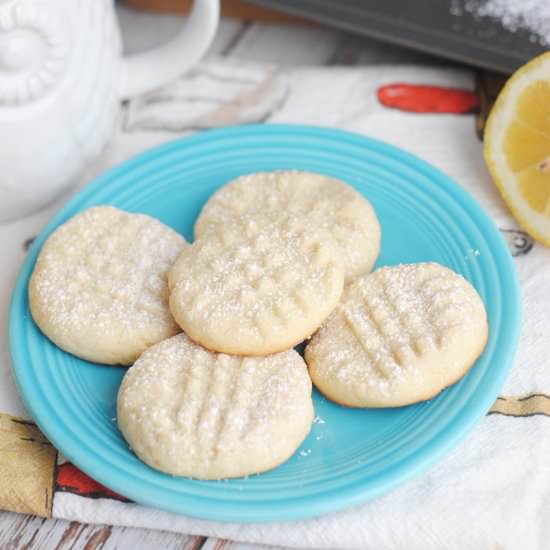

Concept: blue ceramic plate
[[9, 125, 520, 522]]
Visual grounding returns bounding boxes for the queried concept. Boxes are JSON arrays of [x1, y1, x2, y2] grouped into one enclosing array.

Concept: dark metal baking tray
[[246, 0, 547, 73]]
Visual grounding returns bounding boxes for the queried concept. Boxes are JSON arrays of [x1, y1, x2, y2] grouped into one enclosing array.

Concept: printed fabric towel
[[1, 58, 549, 550]]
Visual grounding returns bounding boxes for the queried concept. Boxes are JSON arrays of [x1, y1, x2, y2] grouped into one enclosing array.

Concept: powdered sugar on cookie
[[29, 206, 187, 365], [306, 263, 488, 407], [194, 171, 380, 282], [169, 212, 344, 355], [117, 333, 313, 479]]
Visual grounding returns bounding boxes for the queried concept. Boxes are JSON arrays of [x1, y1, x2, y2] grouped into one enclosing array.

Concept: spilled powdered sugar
[[460, 0, 550, 46]]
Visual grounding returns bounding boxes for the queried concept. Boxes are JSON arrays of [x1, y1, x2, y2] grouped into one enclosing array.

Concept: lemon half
[[484, 52, 550, 246]]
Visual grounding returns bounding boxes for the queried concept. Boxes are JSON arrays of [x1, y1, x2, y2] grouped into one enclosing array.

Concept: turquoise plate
[[9, 125, 520, 522]]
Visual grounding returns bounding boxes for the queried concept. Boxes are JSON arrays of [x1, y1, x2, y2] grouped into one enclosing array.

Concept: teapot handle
[[120, 0, 220, 100]]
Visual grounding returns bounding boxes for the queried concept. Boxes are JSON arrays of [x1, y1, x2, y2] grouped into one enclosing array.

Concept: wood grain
[[202, 538, 290, 550], [121, 0, 306, 23], [0, 512, 207, 550]]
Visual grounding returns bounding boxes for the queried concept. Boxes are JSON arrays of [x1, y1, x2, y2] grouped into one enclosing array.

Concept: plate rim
[[8, 124, 522, 522]]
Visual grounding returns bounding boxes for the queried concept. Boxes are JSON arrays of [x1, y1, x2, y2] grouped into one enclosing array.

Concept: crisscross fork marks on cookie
[[291, 290, 312, 315], [223, 358, 257, 443], [364, 294, 414, 370], [306, 263, 488, 408], [29, 206, 187, 365], [194, 171, 380, 281], [195, 354, 218, 453], [169, 211, 344, 355], [175, 360, 203, 434], [340, 307, 392, 380], [208, 355, 247, 456], [271, 301, 291, 328], [239, 358, 284, 438], [117, 334, 313, 479], [376, 271, 437, 358]]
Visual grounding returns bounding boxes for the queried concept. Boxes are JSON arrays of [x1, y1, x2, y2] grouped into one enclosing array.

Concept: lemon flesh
[[484, 53, 550, 245]]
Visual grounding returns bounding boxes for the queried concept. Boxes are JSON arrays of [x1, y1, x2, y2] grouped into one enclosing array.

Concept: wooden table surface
[[1, 6, 438, 549]]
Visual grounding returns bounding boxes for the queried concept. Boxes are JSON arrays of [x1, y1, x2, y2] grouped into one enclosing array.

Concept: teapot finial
[[0, 2, 67, 105]]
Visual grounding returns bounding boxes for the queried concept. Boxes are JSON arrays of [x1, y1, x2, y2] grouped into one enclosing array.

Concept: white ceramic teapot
[[0, 0, 219, 222]]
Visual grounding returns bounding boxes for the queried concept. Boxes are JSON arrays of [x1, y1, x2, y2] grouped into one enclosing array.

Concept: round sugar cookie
[[305, 263, 488, 408], [169, 212, 344, 355], [194, 171, 381, 282], [117, 333, 314, 479], [29, 206, 187, 365]]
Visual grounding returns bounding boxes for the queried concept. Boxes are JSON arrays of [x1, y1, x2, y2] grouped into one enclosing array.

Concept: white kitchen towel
[[2, 59, 549, 549]]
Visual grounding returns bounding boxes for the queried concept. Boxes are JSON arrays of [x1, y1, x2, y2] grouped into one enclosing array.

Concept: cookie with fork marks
[[194, 171, 380, 282], [117, 333, 314, 479], [29, 206, 187, 365], [169, 212, 344, 355], [305, 263, 488, 407]]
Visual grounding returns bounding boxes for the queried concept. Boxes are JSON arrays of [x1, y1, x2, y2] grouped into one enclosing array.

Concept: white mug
[[0, 0, 220, 222]]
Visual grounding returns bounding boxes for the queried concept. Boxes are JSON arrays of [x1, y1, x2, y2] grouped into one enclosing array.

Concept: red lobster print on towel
[[56, 462, 129, 502], [377, 83, 480, 114]]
